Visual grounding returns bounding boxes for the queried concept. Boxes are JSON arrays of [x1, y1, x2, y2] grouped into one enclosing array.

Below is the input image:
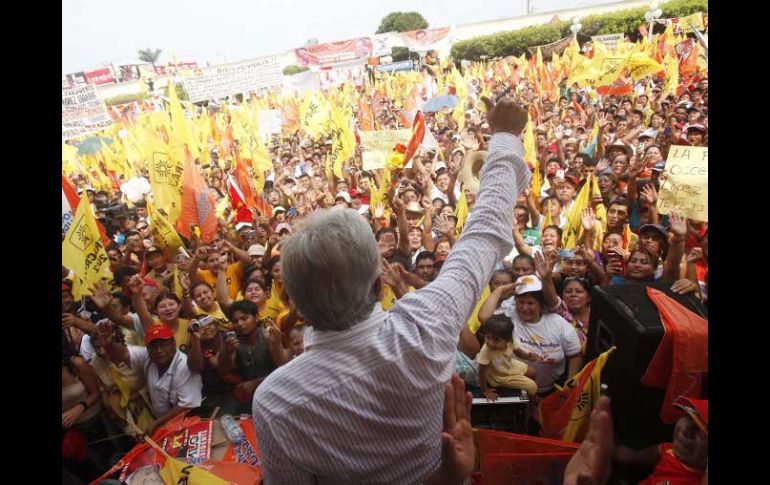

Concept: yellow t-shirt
[[263, 281, 287, 321], [194, 303, 232, 331], [198, 263, 246, 301], [475, 342, 528, 383]]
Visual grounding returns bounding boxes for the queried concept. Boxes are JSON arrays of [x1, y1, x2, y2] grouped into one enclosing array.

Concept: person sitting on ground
[[476, 314, 538, 400]]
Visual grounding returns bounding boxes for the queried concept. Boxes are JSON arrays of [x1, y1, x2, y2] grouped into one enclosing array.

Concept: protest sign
[[182, 55, 282, 103], [657, 145, 708, 222], [591, 33, 624, 50], [62, 84, 114, 141], [372, 32, 403, 57], [257, 110, 282, 140], [295, 37, 372, 68], [360, 129, 412, 170]]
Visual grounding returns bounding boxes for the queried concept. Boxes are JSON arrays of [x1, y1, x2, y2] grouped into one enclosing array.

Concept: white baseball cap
[[515, 275, 543, 295]]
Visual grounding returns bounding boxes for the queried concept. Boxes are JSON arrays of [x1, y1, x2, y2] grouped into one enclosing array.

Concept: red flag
[[176, 151, 218, 243], [401, 111, 426, 166], [226, 174, 253, 223], [234, 153, 257, 209], [641, 287, 708, 423]]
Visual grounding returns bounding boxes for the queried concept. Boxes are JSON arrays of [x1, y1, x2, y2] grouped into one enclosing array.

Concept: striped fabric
[[253, 133, 529, 484]]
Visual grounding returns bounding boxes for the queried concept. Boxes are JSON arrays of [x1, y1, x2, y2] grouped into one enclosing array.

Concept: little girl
[[476, 314, 538, 401]]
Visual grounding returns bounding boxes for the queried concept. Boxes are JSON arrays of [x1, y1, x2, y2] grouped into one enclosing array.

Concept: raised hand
[[533, 251, 555, 279], [668, 212, 687, 237], [640, 184, 658, 205], [89, 281, 112, 310], [581, 208, 596, 232], [441, 374, 475, 480], [480, 96, 529, 137], [126, 275, 145, 295]]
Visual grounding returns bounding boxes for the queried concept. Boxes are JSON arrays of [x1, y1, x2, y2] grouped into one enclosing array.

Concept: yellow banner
[[62, 197, 113, 299], [359, 129, 412, 170]]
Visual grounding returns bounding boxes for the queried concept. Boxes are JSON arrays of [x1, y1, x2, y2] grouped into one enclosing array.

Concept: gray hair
[[280, 209, 381, 331]]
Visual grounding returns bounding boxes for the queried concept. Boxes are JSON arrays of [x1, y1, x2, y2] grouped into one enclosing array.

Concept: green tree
[[283, 64, 310, 76], [138, 48, 163, 70], [376, 11, 428, 34], [376, 11, 429, 62]]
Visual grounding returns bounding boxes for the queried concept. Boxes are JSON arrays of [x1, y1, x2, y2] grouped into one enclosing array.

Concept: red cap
[[674, 397, 708, 433], [564, 175, 581, 188], [144, 324, 174, 345], [62, 281, 72, 293]]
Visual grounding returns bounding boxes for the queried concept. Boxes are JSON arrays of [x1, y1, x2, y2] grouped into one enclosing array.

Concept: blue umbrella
[[422, 95, 458, 113], [76, 136, 113, 155]]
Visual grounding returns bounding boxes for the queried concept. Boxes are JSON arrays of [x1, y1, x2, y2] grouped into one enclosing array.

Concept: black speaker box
[[584, 281, 707, 449]]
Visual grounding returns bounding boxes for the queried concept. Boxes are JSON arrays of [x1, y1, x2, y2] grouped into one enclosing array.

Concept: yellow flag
[[660, 54, 679, 99], [561, 173, 597, 248], [147, 129, 184, 224], [561, 347, 616, 442], [167, 81, 201, 161], [62, 196, 113, 299], [625, 53, 663, 81], [523, 116, 540, 196], [300, 92, 329, 138], [172, 265, 183, 300], [455, 190, 469, 236], [159, 455, 229, 485], [147, 200, 184, 259]]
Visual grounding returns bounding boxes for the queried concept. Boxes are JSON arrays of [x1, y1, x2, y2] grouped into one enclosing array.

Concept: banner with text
[[182, 56, 282, 102], [591, 33, 625, 51], [62, 85, 114, 141], [360, 129, 413, 170], [657, 145, 708, 222], [83, 67, 116, 86], [399, 27, 452, 52], [295, 37, 373, 68]]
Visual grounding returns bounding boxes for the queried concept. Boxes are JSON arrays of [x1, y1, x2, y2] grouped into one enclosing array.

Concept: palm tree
[[138, 48, 162, 72]]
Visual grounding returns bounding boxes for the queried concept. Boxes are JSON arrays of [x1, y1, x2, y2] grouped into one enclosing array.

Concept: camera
[[190, 315, 215, 332]]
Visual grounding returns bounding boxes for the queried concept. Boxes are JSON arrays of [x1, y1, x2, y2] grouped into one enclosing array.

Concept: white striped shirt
[[252, 133, 529, 484]]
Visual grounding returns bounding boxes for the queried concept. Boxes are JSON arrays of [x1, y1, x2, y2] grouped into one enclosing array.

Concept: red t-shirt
[[639, 443, 705, 485]]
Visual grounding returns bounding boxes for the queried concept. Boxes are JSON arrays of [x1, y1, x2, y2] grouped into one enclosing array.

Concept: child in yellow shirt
[[476, 314, 538, 400]]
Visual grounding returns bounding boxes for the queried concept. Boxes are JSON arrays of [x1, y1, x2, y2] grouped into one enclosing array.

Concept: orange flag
[[401, 111, 426, 167], [176, 150, 218, 243], [358, 96, 375, 131], [641, 287, 708, 424]]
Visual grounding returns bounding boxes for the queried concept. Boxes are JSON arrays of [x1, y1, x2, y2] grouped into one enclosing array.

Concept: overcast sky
[[62, 0, 618, 74]]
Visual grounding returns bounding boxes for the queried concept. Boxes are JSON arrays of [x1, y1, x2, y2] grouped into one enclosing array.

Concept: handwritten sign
[[360, 129, 412, 170], [657, 145, 708, 222], [182, 56, 282, 103], [62, 84, 113, 141]]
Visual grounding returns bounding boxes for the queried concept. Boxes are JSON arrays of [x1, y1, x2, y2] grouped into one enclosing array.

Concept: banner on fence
[[62, 84, 114, 141], [182, 56, 282, 102]]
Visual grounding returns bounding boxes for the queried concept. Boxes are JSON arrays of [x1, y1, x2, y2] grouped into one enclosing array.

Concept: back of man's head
[[281, 209, 380, 331]]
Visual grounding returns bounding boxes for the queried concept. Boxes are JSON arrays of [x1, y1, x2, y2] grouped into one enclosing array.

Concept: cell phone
[[555, 169, 565, 179], [287, 208, 298, 217], [225, 331, 237, 340]]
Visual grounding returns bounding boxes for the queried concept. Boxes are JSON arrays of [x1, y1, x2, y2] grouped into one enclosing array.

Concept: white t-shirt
[[498, 301, 581, 393], [429, 185, 462, 205], [127, 346, 202, 416]]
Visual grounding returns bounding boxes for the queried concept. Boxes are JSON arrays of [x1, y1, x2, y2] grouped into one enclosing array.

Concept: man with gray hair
[[252, 98, 531, 483]]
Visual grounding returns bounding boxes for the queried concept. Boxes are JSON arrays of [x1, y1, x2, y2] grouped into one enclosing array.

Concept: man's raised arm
[[391, 97, 530, 348]]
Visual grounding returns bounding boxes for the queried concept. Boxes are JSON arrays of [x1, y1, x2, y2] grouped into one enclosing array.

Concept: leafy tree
[[376, 11, 428, 34], [283, 64, 310, 76], [138, 48, 162, 70]]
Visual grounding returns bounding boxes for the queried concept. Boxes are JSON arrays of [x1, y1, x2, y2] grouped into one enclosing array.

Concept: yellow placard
[[657, 146, 708, 222], [359, 129, 412, 170]]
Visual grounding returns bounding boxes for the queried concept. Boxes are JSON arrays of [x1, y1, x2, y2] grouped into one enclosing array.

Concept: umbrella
[[422, 95, 457, 113], [75, 136, 113, 155]]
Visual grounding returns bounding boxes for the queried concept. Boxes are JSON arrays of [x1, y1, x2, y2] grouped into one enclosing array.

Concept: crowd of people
[[62, 31, 708, 484]]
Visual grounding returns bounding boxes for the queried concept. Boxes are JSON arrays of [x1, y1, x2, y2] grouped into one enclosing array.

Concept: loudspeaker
[[585, 281, 707, 448]]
